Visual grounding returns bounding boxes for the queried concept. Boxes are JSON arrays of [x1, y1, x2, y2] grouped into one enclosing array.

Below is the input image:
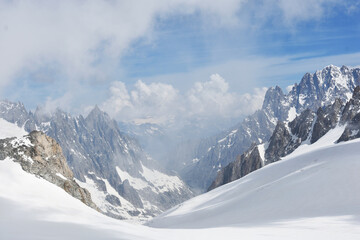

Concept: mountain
[[209, 86, 360, 190], [149, 133, 360, 231], [0, 103, 193, 221], [180, 65, 360, 192], [2, 126, 360, 239]]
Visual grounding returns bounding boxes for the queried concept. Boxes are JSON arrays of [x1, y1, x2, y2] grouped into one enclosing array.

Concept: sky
[[0, 0, 359, 132]]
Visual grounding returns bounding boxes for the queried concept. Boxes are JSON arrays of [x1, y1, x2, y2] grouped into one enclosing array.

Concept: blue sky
[[122, 1, 360, 89], [0, 0, 359, 130]]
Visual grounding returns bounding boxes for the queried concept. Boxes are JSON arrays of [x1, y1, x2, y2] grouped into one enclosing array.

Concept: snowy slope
[[1, 156, 360, 240], [0, 118, 27, 139], [2, 134, 360, 239], [149, 128, 360, 230]]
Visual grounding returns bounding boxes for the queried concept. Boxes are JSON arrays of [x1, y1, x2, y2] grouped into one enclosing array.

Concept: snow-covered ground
[[1, 119, 360, 239], [0, 118, 27, 139]]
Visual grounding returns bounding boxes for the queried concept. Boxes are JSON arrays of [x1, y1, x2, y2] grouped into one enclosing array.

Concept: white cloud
[[0, 0, 247, 89], [0, 0, 350, 89], [102, 80, 179, 124], [187, 74, 236, 118], [102, 74, 267, 130]]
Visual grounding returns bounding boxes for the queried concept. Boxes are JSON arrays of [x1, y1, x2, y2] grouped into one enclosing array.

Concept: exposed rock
[[208, 144, 263, 191], [311, 98, 344, 143], [117, 180, 144, 208], [0, 131, 98, 210], [340, 86, 360, 124], [265, 122, 294, 164], [288, 109, 315, 141], [338, 87, 360, 142]]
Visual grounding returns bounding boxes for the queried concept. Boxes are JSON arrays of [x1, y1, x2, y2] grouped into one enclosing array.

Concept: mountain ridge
[[0, 102, 193, 221], [179, 65, 360, 192]]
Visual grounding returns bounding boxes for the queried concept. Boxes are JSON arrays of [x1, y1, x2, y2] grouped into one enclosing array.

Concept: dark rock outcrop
[[311, 98, 344, 143], [288, 109, 315, 141], [338, 87, 360, 142], [265, 122, 293, 164], [208, 144, 263, 191]]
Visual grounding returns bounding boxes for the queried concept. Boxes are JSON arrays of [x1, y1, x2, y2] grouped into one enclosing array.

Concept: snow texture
[[2, 136, 360, 239], [0, 118, 27, 139]]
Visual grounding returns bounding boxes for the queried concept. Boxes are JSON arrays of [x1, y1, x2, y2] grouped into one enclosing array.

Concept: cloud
[[0, 0, 246, 89], [0, 0, 351, 87], [102, 74, 267, 131], [102, 80, 179, 124], [0, 0, 356, 120], [187, 74, 237, 118]]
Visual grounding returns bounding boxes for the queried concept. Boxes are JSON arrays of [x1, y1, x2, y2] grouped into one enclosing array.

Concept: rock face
[[0, 131, 97, 210], [208, 144, 263, 191], [311, 98, 343, 143], [181, 65, 360, 192], [0, 104, 193, 221], [338, 86, 360, 142], [209, 86, 360, 191]]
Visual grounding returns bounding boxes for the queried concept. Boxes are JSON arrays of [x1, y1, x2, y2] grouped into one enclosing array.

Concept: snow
[[141, 165, 183, 193], [149, 135, 360, 236], [76, 175, 142, 221], [298, 94, 306, 105], [217, 129, 238, 143], [0, 118, 27, 139], [287, 107, 297, 122], [2, 130, 360, 239], [10, 136, 33, 148], [192, 158, 199, 163], [257, 143, 266, 162], [56, 173, 67, 180], [116, 166, 149, 190]]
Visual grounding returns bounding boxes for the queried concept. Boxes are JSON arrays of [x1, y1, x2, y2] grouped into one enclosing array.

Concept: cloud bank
[[102, 74, 267, 130]]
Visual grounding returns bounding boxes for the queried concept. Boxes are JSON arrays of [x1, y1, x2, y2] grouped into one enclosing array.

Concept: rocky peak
[[262, 86, 285, 110], [85, 105, 117, 130], [0, 100, 34, 130], [86, 105, 107, 121]]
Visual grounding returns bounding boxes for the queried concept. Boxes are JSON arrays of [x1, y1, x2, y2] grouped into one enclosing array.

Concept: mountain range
[[178, 65, 360, 192], [209, 86, 360, 190], [0, 102, 193, 220]]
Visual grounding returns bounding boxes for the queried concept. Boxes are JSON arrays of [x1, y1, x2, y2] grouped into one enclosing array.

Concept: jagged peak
[[53, 107, 72, 118], [323, 64, 340, 71], [85, 105, 112, 123], [0, 99, 26, 110], [262, 86, 284, 110], [87, 105, 103, 116], [263, 86, 284, 98]]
